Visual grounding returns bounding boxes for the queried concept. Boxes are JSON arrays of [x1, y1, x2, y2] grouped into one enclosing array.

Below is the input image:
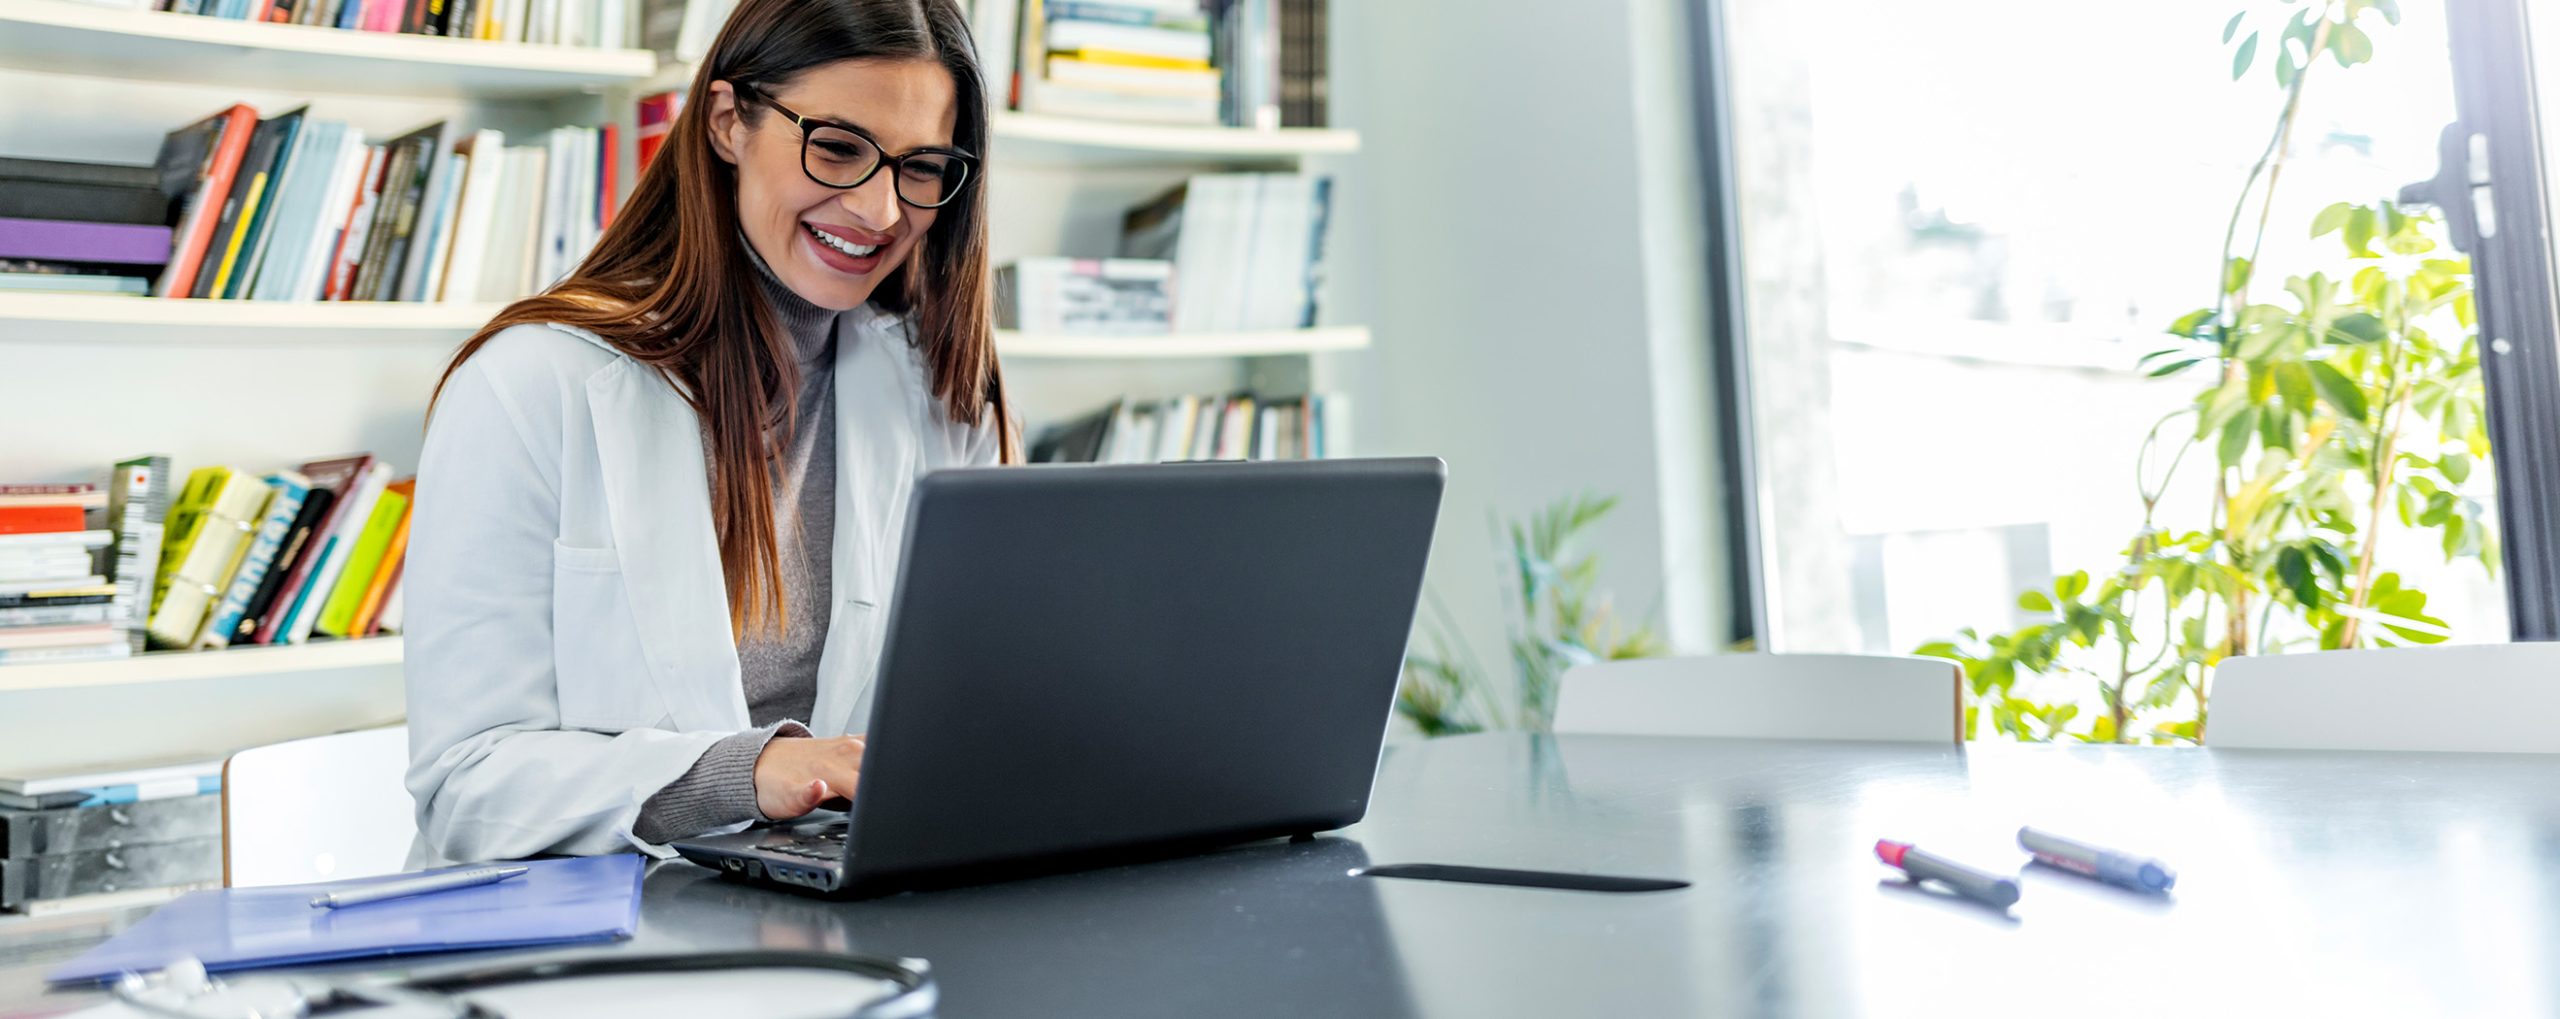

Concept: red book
[[598, 123, 620, 230], [0, 506, 84, 535], [322, 147, 388, 302], [636, 93, 680, 172], [154, 104, 259, 299]]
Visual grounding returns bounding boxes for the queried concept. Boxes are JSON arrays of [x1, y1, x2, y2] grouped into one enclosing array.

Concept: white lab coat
[[403, 308, 1000, 863]]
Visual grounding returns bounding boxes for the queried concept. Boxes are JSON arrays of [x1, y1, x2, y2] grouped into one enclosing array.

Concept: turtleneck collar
[[743, 237, 841, 367]]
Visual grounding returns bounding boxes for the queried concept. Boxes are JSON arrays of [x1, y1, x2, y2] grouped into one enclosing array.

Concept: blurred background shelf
[[0, 637, 404, 693], [0, 293, 1368, 360], [0, 0, 657, 99], [0, 294, 501, 344], [999, 326, 1368, 359]]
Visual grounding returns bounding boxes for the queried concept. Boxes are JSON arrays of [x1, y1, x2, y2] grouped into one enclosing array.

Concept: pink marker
[[1876, 839, 2020, 909]]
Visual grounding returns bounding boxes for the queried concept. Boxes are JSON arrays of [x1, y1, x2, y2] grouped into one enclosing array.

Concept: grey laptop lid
[[838, 457, 1445, 895]]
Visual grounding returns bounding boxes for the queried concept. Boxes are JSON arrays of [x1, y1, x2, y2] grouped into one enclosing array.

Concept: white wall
[[1319, 0, 1732, 696]]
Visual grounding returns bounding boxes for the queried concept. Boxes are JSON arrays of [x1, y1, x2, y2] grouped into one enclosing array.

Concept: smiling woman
[[401, 0, 1019, 863]]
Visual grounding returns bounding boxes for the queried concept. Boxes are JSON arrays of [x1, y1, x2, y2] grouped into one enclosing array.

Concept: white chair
[[2210, 643, 2560, 753], [1552, 654, 1962, 743], [223, 725, 416, 887]]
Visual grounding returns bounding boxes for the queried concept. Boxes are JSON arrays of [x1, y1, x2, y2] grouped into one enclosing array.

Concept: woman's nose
[[838, 172, 902, 232]]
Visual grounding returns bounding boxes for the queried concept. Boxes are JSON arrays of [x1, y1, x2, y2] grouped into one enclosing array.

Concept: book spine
[[192, 476, 306, 650]]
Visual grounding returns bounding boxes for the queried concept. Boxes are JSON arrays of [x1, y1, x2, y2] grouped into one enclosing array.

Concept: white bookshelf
[[0, 292, 1370, 359], [0, 0, 658, 98], [0, 637, 403, 693], [988, 112, 1359, 165]]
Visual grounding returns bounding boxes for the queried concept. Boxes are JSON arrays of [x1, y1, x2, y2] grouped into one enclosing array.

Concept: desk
[[8, 733, 2559, 1017]]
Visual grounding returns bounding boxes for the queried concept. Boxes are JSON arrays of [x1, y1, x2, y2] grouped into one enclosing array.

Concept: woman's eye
[[813, 140, 866, 161]]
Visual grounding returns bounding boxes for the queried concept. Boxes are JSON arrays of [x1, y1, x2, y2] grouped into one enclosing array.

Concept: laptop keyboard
[[761, 826, 849, 860]]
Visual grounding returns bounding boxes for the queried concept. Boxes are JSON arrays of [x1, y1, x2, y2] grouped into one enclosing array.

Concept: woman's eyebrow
[[802, 110, 960, 155]]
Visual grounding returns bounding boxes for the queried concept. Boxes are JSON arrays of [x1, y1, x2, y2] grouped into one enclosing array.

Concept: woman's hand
[[752, 735, 866, 820]]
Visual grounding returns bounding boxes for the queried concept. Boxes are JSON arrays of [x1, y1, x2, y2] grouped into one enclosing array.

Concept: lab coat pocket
[[550, 539, 669, 732]]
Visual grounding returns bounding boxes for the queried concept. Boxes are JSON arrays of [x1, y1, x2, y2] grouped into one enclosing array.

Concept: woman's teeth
[[808, 225, 881, 257]]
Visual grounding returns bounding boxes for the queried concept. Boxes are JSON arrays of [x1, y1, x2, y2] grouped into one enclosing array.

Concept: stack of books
[[1120, 172, 1331, 332], [997, 257, 1174, 335], [0, 759, 223, 916], [154, 104, 615, 303], [0, 486, 123, 666], [0, 158, 176, 297], [972, 0, 1328, 128], [0, 453, 413, 669], [1031, 391, 1343, 463], [84, 0, 641, 48], [1014, 0, 1221, 125]]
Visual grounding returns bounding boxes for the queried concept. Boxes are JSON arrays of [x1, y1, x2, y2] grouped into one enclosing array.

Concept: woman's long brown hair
[[430, 0, 1013, 637]]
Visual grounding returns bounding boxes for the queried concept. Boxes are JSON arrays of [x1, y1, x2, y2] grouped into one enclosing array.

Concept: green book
[[314, 488, 408, 638]]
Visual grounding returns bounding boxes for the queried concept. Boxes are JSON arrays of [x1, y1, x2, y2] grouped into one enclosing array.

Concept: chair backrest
[[223, 725, 416, 887], [1553, 654, 1962, 743], [2210, 643, 2560, 753]]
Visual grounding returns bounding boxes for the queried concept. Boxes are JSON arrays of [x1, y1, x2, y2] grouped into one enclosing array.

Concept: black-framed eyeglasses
[[736, 83, 978, 209]]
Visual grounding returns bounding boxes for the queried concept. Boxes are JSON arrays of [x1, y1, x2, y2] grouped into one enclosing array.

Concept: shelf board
[[988, 112, 1359, 165], [0, 0, 658, 99], [999, 326, 1369, 359], [0, 637, 403, 693], [636, 63, 1357, 163], [3, 293, 1369, 359], [0, 293, 500, 344]]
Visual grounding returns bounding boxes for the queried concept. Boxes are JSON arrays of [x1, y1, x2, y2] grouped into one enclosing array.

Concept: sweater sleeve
[[631, 720, 812, 844]]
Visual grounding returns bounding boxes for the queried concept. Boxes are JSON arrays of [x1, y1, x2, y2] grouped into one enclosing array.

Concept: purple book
[[0, 217, 174, 268]]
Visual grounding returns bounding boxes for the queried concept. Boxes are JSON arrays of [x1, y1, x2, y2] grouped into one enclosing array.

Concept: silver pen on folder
[[311, 865, 530, 909]]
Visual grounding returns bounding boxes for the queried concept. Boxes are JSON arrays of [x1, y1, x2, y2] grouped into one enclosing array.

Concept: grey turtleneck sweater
[[631, 256, 840, 844]]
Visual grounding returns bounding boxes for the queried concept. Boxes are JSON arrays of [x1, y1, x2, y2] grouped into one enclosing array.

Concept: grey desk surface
[[8, 733, 2560, 1018]]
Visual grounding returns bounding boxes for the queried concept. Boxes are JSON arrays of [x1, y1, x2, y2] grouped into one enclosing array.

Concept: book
[[199, 105, 308, 300], [1044, 20, 1212, 62], [0, 157, 165, 225], [192, 472, 308, 650], [0, 505, 84, 535], [0, 759, 220, 798], [0, 603, 112, 628], [1, 794, 223, 860], [145, 467, 273, 649], [322, 145, 389, 301], [149, 108, 260, 298], [277, 461, 389, 644], [1, 838, 221, 913], [970, 0, 1020, 108], [435, 130, 507, 302], [998, 257, 1174, 334], [0, 625, 119, 651], [394, 121, 461, 302], [412, 150, 470, 302], [232, 486, 334, 646], [1036, 390, 1336, 464], [0, 218, 173, 268], [348, 478, 415, 636], [375, 569, 407, 633], [0, 642, 132, 666], [249, 454, 371, 645], [315, 481, 408, 637], [234, 114, 329, 300], [358, 121, 450, 302]]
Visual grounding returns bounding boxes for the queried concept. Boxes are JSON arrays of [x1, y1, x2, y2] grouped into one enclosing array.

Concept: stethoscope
[[108, 950, 937, 1019]]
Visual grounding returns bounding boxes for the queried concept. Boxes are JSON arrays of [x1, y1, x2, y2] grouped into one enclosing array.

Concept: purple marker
[[2019, 827, 2176, 893]]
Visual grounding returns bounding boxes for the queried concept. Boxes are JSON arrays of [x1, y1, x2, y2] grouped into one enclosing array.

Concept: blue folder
[[48, 854, 644, 985]]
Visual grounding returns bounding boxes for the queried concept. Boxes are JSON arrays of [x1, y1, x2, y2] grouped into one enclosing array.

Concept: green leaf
[[2331, 21, 2373, 66], [2276, 51, 2299, 88], [2277, 545, 2321, 607], [2344, 207, 2380, 257], [1913, 641, 1962, 661], [2224, 256, 2253, 295], [2167, 308, 2217, 338], [2233, 31, 2260, 80], [2311, 201, 2355, 237], [2330, 312, 2387, 344], [2442, 453, 2472, 484], [2018, 590, 2054, 613], [2056, 571, 2089, 600], [2223, 10, 2246, 43], [2219, 406, 2256, 468], [2148, 358, 2204, 378], [2273, 362, 2316, 413], [2306, 360, 2370, 421]]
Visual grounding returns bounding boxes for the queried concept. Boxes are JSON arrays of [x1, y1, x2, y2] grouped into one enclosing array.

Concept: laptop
[[672, 457, 1446, 898]]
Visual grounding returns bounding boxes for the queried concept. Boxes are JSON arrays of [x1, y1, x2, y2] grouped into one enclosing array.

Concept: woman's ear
[[705, 80, 745, 166]]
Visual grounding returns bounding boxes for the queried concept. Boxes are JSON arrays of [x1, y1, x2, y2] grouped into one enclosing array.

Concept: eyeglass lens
[[801, 125, 970, 208]]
